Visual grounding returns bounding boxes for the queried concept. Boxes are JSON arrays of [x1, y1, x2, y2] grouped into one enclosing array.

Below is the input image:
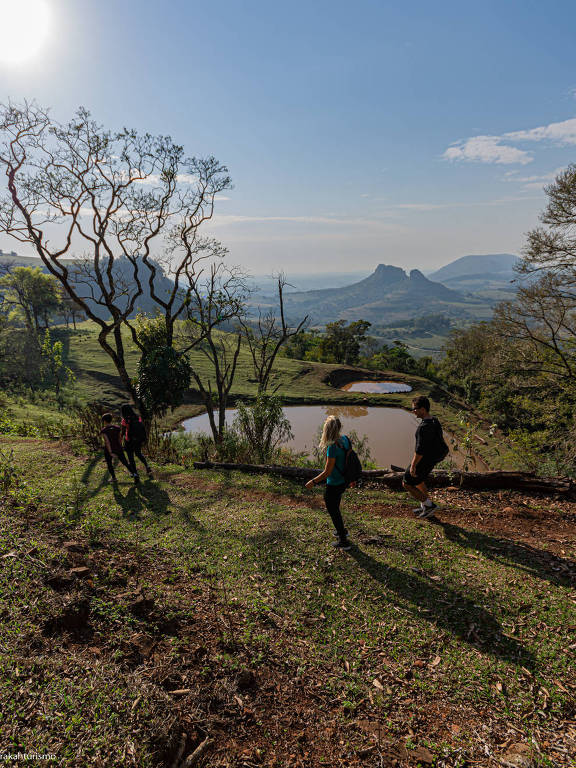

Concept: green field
[[0, 320, 507, 470], [1, 436, 574, 766]]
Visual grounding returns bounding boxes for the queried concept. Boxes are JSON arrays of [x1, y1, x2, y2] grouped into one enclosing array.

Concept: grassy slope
[[1, 436, 575, 766], [59, 321, 425, 406], [49, 321, 504, 470]]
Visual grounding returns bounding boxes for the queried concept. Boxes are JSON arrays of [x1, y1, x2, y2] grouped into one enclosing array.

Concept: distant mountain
[[0, 251, 174, 320], [429, 253, 520, 292], [281, 263, 481, 325]]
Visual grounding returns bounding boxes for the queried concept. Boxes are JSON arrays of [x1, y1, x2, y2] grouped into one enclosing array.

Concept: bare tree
[[0, 101, 231, 409], [181, 261, 248, 446], [240, 272, 308, 393], [520, 164, 576, 279], [494, 165, 576, 391], [495, 273, 576, 386]]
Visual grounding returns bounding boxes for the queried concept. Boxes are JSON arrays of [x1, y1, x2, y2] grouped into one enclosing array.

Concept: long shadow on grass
[[349, 545, 535, 668], [80, 455, 108, 497], [113, 484, 146, 518], [434, 521, 576, 589]]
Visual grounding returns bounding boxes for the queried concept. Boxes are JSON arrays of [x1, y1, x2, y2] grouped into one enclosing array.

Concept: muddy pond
[[181, 405, 419, 468]]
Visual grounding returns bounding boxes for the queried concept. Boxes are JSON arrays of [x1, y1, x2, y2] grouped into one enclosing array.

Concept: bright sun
[[0, 0, 51, 66]]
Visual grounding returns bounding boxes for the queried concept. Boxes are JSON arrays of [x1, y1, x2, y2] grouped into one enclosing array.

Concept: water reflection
[[341, 381, 412, 394], [324, 405, 369, 418], [181, 404, 418, 468]]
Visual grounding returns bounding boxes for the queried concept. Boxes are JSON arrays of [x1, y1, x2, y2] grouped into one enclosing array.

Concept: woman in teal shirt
[[305, 415, 353, 550]]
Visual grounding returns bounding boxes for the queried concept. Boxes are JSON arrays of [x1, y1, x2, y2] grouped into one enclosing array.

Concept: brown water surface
[[181, 405, 418, 468]]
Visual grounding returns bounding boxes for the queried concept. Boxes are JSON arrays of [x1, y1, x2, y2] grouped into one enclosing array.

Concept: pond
[[340, 380, 412, 394], [180, 405, 419, 469]]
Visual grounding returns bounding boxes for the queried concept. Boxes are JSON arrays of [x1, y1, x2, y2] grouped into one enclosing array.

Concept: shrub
[[70, 403, 104, 451], [232, 394, 293, 463], [0, 448, 20, 496]]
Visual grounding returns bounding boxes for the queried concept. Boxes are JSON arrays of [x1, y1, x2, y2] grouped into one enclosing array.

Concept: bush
[[0, 448, 20, 496], [232, 394, 293, 463], [70, 403, 104, 451], [146, 420, 180, 464]]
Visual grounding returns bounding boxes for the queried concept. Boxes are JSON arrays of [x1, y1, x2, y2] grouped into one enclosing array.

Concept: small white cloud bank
[[444, 135, 533, 165], [444, 115, 576, 166]]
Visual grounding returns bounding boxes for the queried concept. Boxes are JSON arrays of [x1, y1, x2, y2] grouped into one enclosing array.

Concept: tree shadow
[[134, 479, 173, 516], [433, 520, 576, 589], [349, 545, 535, 668]]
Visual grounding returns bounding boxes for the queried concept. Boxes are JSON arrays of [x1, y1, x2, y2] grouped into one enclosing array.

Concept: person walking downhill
[[305, 415, 354, 550], [121, 404, 153, 482], [101, 413, 134, 483], [403, 395, 449, 519]]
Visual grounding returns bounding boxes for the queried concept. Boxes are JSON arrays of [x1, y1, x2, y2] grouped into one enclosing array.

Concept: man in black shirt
[[402, 396, 448, 519]]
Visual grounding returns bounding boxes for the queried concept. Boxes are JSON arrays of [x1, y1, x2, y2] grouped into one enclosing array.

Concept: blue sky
[[1, 0, 576, 274]]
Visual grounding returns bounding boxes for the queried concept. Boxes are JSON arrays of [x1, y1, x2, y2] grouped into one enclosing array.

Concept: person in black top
[[101, 413, 133, 483], [403, 396, 448, 519], [121, 404, 152, 481]]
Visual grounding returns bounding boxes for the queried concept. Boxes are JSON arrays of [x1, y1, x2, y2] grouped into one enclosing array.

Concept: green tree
[[135, 346, 191, 418], [41, 329, 75, 396], [0, 102, 231, 412], [319, 320, 371, 365], [0, 266, 60, 333]]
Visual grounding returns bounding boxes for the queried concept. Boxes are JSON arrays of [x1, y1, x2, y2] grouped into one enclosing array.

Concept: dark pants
[[324, 483, 347, 539], [125, 440, 150, 475], [104, 448, 131, 478]]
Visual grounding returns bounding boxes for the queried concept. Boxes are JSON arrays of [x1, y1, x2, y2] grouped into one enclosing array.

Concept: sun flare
[[0, 0, 51, 66]]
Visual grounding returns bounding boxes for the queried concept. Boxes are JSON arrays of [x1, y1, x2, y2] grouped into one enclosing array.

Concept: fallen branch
[[192, 461, 575, 496]]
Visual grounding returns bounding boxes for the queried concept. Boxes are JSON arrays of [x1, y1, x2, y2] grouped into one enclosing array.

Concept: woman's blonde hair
[[319, 415, 342, 450]]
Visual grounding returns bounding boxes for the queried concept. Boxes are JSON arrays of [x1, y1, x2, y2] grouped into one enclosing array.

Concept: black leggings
[[125, 441, 150, 475], [104, 449, 132, 477], [324, 483, 347, 538]]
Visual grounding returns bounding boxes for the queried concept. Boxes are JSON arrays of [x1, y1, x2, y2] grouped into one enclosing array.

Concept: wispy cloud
[[133, 172, 199, 185], [444, 115, 576, 166], [212, 214, 372, 225], [504, 117, 576, 144], [502, 167, 564, 189], [444, 135, 532, 165], [393, 196, 541, 211]]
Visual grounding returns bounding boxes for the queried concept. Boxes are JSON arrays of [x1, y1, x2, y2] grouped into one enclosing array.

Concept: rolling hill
[[429, 253, 520, 292], [281, 263, 487, 325]]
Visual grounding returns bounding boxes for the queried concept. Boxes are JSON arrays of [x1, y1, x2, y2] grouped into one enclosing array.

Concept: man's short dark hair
[[102, 412, 113, 423], [412, 396, 430, 411]]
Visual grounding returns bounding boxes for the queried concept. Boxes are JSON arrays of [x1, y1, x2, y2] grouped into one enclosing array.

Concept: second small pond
[[340, 381, 413, 394]]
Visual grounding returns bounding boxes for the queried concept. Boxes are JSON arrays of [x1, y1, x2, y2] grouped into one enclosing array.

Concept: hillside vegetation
[[1, 436, 574, 766]]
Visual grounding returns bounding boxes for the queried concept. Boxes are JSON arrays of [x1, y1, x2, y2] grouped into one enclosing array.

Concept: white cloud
[[444, 115, 576, 166], [443, 135, 533, 165], [133, 172, 199, 185], [504, 117, 576, 145]]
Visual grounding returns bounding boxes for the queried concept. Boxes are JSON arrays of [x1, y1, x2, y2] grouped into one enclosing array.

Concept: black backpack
[[338, 437, 363, 486], [128, 417, 147, 444], [432, 419, 449, 462]]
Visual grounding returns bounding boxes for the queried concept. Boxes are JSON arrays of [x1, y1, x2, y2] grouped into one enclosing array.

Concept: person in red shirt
[[101, 413, 134, 483]]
